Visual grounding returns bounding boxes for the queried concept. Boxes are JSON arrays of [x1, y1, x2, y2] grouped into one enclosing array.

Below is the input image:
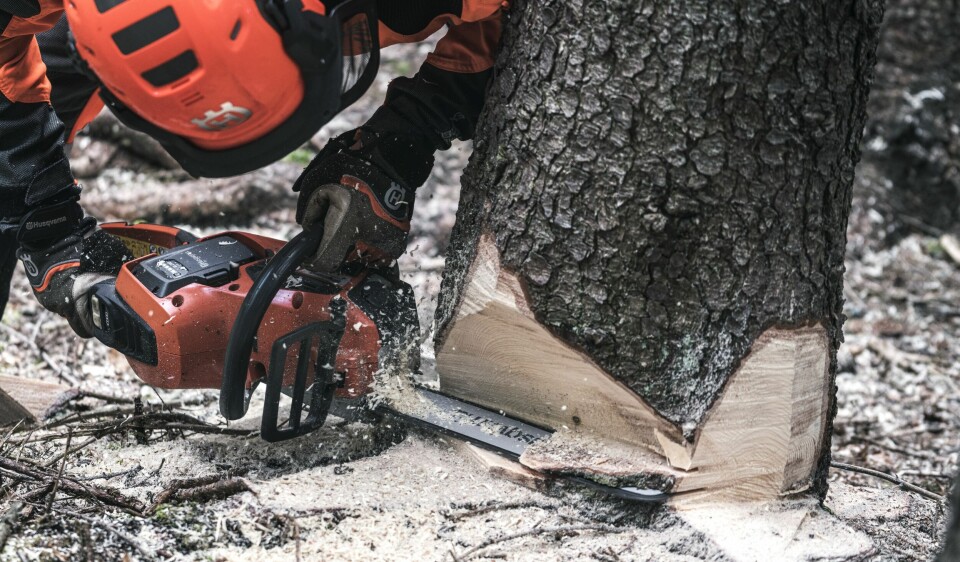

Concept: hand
[[293, 129, 433, 273], [16, 199, 133, 338]]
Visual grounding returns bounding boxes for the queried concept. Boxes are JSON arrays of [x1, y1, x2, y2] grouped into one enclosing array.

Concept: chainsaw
[[87, 222, 669, 503]]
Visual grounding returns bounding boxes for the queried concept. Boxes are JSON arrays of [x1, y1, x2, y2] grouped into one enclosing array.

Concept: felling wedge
[[434, 234, 833, 505]]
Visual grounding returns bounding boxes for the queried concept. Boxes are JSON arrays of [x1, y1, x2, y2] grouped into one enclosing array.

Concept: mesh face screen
[[340, 13, 373, 94]]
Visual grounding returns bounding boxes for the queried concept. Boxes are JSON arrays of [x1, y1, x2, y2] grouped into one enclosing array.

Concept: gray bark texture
[[437, 0, 882, 496], [860, 0, 960, 237], [940, 474, 960, 562]]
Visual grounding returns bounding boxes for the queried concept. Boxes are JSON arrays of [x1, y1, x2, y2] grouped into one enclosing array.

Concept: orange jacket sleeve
[[426, 14, 501, 74], [0, 0, 64, 103], [0, 1, 77, 225], [366, 10, 503, 153]]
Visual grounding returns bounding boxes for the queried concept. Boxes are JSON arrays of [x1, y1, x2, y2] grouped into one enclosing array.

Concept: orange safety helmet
[[65, 0, 379, 178]]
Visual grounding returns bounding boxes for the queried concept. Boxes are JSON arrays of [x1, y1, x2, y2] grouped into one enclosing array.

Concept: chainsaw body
[[89, 223, 418, 440]]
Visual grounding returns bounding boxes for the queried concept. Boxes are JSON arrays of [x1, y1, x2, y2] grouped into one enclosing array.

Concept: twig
[[447, 501, 551, 522], [899, 470, 955, 480], [45, 429, 73, 514], [149, 473, 252, 513], [76, 466, 143, 482], [830, 461, 945, 502], [42, 436, 101, 469], [458, 524, 622, 560], [13, 412, 256, 445], [850, 436, 932, 459], [0, 501, 22, 552], [0, 456, 145, 514], [17, 484, 53, 505], [74, 390, 132, 404], [0, 421, 24, 453], [156, 479, 251, 508], [41, 351, 79, 386], [41, 400, 209, 431]]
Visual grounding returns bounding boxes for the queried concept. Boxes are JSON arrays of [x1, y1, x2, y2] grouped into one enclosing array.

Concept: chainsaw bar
[[283, 386, 669, 503]]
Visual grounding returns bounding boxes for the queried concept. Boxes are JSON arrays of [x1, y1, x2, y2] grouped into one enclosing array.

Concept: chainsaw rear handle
[[220, 227, 325, 420]]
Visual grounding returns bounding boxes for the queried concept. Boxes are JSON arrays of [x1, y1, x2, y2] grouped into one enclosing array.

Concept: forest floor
[[0, 42, 956, 561]]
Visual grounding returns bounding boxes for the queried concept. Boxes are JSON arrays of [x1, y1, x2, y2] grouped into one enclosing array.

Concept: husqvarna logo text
[[384, 183, 406, 211], [191, 102, 252, 131]]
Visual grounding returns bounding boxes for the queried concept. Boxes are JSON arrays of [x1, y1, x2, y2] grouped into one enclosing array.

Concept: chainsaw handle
[[220, 227, 325, 420]]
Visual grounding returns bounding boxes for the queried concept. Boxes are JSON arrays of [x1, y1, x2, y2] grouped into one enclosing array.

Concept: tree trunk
[[433, 0, 882, 503], [940, 474, 960, 562], [860, 0, 960, 238]]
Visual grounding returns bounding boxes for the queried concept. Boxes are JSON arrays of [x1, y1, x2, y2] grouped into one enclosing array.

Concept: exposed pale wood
[[454, 442, 548, 492], [436, 234, 689, 460], [436, 239, 832, 503], [0, 375, 75, 425], [671, 325, 831, 504]]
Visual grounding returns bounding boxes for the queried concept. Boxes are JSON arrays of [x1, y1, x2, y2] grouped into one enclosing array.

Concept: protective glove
[[15, 197, 133, 338], [293, 128, 434, 273]]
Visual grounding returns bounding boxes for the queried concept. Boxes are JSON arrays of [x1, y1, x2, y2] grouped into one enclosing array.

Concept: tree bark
[[859, 0, 960, 237], [433, 0, 882, 503], [940, 474, 960, 562]]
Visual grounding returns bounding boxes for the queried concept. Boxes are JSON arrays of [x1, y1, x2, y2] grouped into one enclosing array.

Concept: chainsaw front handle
[[220, 228, 325, 420]]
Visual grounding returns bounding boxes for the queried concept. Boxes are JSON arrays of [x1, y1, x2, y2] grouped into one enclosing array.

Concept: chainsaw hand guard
[[221, 228, 328, 423], [261, 304, 345, 442]]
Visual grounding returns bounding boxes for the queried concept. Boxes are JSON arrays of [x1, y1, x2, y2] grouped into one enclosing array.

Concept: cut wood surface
[[454, 441, 548, 493], [0, 375, 74, 425], [436, 235, 686, 458], [435, 238, 832, 503]]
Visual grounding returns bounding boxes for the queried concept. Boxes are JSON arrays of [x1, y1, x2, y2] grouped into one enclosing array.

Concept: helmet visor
[[340, 12, 374, 95], [330, 0, 379, 109]]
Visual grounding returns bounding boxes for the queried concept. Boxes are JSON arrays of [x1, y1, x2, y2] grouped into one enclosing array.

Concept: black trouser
[[0, 16, 98, 322], [0, 231, 16, 318]]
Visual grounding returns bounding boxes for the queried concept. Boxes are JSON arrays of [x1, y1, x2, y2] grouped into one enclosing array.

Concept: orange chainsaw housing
[[96, 224, 380, 400]]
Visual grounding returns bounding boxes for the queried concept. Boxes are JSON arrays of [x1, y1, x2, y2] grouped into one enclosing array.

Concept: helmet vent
[[229, 19, 243, 41], [141, 50, 199, 87], [94, 0, 127, 13], [112, 6, 180, 55]]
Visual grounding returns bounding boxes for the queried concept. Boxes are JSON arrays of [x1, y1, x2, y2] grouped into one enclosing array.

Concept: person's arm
[[294, 16, 502, 272], [0, 2, 78, 238], [366, 15, 501, 152], [1, 4, 131, 337]]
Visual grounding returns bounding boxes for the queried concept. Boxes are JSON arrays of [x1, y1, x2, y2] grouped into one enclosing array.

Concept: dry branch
[[0, 456, 144, 513], [150, 475, 252, 513], [44, 430, 72, 514], [831, 461, 945, 502]]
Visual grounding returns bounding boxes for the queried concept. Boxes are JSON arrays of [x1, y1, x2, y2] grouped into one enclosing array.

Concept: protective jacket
[[0, 0, 503, 227]]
